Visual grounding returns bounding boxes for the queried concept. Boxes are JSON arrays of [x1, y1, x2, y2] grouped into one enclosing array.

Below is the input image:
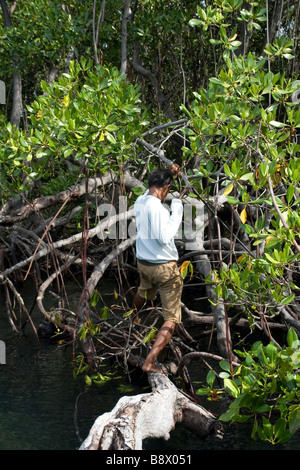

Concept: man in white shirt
[[133, 165, 183, 373]]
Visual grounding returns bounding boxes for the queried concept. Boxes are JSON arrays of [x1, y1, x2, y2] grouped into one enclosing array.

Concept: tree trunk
[[0, 0, 22, 127], [120, 0, 131, 75], [268, 0, 284, 45], [261, 0, 284, 53], [236, 1, 254, 56], [132, 43, 175, 121], [93, 0, 106, 65], [10, 72, 22, 127], [79, 373, 221, 450]]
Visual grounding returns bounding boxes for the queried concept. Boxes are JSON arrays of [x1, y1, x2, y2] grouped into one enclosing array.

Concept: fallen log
[[79, 372, 222, 450]]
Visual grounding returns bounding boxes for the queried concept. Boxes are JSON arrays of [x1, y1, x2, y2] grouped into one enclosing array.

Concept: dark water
[[0, 280, 299, 451], [0, 277, 140, 450]]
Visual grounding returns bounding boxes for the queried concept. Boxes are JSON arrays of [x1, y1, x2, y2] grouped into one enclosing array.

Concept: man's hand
[[168, 163, 181, 176]]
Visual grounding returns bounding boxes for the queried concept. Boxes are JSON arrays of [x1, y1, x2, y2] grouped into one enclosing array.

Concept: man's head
[[148, 169, 173, 189], [148, 169, 173, 201]]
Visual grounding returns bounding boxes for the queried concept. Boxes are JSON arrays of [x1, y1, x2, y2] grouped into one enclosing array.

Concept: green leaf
[[90, 289, 100, 307], [265, 253, 281, 264], [210, 38, 222, 45], [131, 186, 144, 196], [224, 378, 240, 398], [281, 294, 295, 305], [106, 124, 119, 132], [209, 77, 223, 86], [265, 343, 277, 363], [287, 328, 298, 347], [100, 306, 110, 319], [181, 127, 195, 136], [189, 18, 203, 27], [142, 328, 157, 344], [63, 147, 73, 158], [219, 359, 232, 373], [85, 375, 92, 386], [224, 163, 233, 178], [206, 369, 216, 388], [286, 185, 294, 204], [226, 196, 240, 204], [123, 309, 134, 318], [269, 120, 286, 128], [180, 260, 193, 279], [105, 132, 117, 144], [196, 387, 210, 396], [283, 54, 294, 60], [289, 408, 300, 434]]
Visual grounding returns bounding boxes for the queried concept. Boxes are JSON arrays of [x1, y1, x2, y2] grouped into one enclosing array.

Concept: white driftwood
[[79, 373, 221, 450]]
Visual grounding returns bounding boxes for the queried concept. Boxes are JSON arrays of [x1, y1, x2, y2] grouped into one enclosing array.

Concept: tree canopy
[[0, 0, 300, 446]]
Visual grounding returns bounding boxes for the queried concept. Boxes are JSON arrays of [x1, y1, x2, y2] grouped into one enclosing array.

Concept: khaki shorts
[[137, 260, 183, 324]]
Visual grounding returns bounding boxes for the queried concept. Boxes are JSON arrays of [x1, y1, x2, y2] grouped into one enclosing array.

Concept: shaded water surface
[[0, 281, 299, 450]]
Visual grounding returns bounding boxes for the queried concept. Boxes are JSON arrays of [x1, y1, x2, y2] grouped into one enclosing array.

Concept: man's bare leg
[[142, 320, 176, 373]]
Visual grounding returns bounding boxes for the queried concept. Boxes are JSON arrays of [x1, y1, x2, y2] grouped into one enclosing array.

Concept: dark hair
[[148, 169, 173, 188]]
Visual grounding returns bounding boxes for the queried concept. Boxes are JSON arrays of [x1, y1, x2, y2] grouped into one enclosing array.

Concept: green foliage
[[1, 1, 299, 128], [189, 1, 267, 66], [78, 320, 101, 341], [0, 113, 27, 200], [0, 0, 83, 103], [72, 352, 122, 387], [195, 368, 223, 401], [218, 329, 300, 445], [196, 329, 300, 445], [0, 60, 148, 200], [264, 37, 295, 61], [28, 59, 147, 171], [181, 36, 300, 321]]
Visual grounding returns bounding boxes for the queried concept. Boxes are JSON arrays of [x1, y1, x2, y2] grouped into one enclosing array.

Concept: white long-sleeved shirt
[[134, 191, 183, 263]]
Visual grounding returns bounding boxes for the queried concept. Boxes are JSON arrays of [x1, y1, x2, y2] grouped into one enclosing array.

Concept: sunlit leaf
[[224, 183, 234, 195], [123, 309, 134, 318], [281, 294, 295, 305], [142, 328, 157, 344], [180, 260, 193, 279], [269, 120, 286, 128], [240, 208, 247, 223]]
